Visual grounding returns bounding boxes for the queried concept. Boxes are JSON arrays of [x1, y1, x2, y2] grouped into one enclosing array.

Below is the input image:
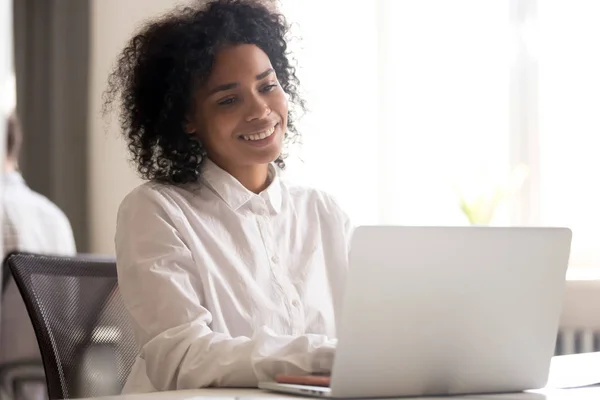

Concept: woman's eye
[[217, 97, 237, 106], [261, 84, 278, 93]]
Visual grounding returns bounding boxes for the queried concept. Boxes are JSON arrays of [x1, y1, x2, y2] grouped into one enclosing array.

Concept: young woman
[[105, 0, 352, 393]]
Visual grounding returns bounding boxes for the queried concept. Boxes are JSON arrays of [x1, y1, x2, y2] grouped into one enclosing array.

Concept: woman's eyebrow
[[256, 68, 274, 80], [208, 68, 275, 95]]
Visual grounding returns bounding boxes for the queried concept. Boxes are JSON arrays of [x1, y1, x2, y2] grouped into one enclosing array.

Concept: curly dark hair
[[103, 0, 304, 184]]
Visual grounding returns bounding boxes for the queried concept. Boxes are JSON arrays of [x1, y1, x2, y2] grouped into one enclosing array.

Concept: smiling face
[[186, 44, 288, 174]]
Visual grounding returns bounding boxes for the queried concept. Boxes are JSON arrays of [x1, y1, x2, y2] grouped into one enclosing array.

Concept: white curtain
[[282, 0, 600, 269]]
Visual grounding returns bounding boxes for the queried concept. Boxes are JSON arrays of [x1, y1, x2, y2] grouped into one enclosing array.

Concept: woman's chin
[[238, 132, 283, 163]]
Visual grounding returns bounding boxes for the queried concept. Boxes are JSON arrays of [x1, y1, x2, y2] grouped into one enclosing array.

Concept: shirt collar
[[200, 158, 282, 214]]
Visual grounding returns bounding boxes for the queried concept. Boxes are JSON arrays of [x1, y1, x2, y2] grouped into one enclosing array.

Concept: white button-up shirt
[[115, 160, 352, 393]]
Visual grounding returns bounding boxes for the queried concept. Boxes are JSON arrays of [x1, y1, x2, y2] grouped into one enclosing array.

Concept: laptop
[[259, 226, 572, 398]]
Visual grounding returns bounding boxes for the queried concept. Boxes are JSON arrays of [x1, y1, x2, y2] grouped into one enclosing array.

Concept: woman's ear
[[183, 114, 197, 134], [184, 123, 196, 135], [184, 96, 198, 134]]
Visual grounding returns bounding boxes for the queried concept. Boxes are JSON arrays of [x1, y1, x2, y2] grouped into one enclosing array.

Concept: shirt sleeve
[[322, 191, 355, 251], [343, 206, 354, 251], [115, 185, 336, 391]]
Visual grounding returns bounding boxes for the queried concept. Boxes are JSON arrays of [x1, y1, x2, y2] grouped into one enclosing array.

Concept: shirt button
[[271, 255, 279, 263], [292, 299, 301, 308]]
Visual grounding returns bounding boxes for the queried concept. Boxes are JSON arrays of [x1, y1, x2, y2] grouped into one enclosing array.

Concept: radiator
[[555, 328, 600, 355]]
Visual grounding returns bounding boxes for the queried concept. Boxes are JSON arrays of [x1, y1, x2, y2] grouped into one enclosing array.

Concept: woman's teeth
[[241, 126, 275, 141]]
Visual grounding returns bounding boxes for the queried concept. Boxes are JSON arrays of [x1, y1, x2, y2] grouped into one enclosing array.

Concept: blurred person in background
[[2, 111, 76, 254], [0, 110, 76, 400]]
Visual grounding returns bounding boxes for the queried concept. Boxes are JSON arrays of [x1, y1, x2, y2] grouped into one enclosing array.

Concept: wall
[[88, 0, 183, 254]]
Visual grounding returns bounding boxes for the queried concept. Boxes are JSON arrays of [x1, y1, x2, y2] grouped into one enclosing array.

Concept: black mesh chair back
[[5, 252, 138, 400]]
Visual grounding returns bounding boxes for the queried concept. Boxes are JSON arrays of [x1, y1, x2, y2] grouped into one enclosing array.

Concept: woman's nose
[[246, 96, 271, 122]]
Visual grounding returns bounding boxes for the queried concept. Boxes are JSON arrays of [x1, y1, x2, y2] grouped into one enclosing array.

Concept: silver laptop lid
[[330, 226, 571, 398]]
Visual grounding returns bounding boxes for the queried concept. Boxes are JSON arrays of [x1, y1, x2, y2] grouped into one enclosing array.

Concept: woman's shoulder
[[281, 180, 348, 217], [124, 178, 204, 201], [120, 181, 169, 206], [119, 181, 195, 216], [281, 180, 354, 244]]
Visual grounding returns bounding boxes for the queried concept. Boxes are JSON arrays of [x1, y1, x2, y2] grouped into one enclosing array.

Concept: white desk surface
[[80, 353, 600, 400], [79, 387, 600, 400]]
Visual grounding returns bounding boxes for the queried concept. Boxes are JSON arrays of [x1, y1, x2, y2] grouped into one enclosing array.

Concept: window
[[538, 1, 600, 269], [281, 0, 599, 269], [0, 0, 14, 118]]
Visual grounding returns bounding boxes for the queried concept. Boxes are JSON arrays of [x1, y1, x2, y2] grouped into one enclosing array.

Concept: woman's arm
[[115, 186, 336, 391]]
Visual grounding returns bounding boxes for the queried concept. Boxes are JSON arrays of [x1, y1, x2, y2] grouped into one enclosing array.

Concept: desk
[[79, 387, 600, 400], [80, 353, 600, 400]]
